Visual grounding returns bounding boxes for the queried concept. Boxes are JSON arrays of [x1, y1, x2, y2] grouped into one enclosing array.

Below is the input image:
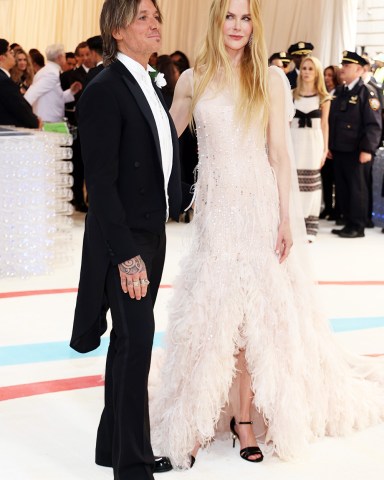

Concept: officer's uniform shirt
[[329, 78, 382, 155]]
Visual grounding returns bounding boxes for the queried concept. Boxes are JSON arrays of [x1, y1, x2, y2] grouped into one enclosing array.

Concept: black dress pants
[[96, 229, 166, 480], [333, 151, 371, 231]]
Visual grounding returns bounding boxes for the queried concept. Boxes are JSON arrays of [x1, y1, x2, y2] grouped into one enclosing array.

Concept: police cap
[[288, 42, 314, 56], [341, 51, 368, 66], [269, 51, 292, 64]]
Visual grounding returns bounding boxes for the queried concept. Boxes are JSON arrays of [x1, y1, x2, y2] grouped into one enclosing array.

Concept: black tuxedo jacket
[[0, 69, 39, 128], [71, 59, 188, 353], [85, 64, 104, 86]]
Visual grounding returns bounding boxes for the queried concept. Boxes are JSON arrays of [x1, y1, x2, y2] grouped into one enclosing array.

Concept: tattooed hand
[[118, 255, 149, 300]]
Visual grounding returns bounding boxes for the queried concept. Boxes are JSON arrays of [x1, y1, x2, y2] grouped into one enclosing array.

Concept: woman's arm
[[320, 99, 330, 167], [267, 68, 293, 262], [170, 70, 193, 137]]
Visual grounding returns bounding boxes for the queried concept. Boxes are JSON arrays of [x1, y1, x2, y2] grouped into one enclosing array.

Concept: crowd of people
[[268, 42, 384, 239], [1, 30, 383, 235]]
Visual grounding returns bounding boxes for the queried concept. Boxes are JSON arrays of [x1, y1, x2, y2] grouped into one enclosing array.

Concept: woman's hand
[[275, 219, 293, 264]]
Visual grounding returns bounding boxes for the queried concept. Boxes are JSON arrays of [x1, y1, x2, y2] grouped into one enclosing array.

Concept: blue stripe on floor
[[0, 332, 165, 367], [329, 316, 384, 333], [0, 318, 383, 367]]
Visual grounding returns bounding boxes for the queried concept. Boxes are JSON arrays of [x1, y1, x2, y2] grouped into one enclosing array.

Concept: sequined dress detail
[[150, 68, 384, 469]]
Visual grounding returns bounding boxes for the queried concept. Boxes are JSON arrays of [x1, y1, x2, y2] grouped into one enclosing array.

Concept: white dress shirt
[[116, 52, 173, 220], [346, 77, 360, 91], [24, 61, 74, 122]]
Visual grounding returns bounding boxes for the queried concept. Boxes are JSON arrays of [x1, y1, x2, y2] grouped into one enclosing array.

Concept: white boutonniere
[[148, 67, 167, 88]]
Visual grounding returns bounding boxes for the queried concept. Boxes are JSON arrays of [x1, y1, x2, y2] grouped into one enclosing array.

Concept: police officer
[[286, 41, 314, 88], [269, 51, 292, 74], [329, 51, 382, 238]]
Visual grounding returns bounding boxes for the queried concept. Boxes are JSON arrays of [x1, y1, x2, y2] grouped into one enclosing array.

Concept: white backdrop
[[0, 0, 358, 68]]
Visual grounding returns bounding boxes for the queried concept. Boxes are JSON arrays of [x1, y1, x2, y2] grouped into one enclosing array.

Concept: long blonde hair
[[293, 56, 330, 104], [192, 0, 269, 132], [10, 48, 34, 89]]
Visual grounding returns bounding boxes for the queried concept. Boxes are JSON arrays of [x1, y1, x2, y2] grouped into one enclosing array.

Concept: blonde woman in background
[[291, 56, 330, 242], [10, 48, 34, 94]]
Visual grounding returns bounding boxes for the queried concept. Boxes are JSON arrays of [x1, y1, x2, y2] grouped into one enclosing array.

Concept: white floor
[[1, 215, 384, 480]]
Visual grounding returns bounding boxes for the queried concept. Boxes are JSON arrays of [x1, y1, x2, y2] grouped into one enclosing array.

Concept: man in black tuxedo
[[61, 41, 94, 212], [70, 1, 189, 478], [85, 35, 104, 85], [0, 39, 39, 128]]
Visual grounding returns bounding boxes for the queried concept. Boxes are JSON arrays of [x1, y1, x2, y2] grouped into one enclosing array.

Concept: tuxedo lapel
[[111, 61, 163, 170]]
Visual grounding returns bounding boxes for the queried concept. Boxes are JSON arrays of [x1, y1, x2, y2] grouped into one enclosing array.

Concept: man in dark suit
[[329, 51, 382, 238], [70, 1, 189, 478], [61, 41, 94, 212], [0, 39, 39, 128], [85, 35, 104, 85], [286, 41, 314, 89]]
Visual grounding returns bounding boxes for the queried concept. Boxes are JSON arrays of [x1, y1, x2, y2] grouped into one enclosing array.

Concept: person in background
[[155, 54, 178, 107], [373, 53, 384, 86], [323, 65, 341, 96], [157, 53, 197, 223], [63, 52, 76, 72], [320, 65, 342, 221], [286, 41, 314, 88], [85, 35, 104, 85], [0, 39, 40, 128], [60, 42, 93, 213], [149, 51, 158, 68], [10, 48, 34, 94], [361, 54, 384, 228], [170, 50, 190, 76], [25, 43, 82, 123], [269, 51, 291, 73], [167, 50, 197, 222], [291, 56, 330, 242], [329, 51, 382, 238], [29, 49, 45, 74]]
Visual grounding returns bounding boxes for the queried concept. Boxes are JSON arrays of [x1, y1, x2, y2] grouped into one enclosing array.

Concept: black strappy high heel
[[230, 417, 264, 463]]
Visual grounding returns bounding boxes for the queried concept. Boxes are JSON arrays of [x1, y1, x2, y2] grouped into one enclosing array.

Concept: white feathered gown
[[150, 67, 384, 469]]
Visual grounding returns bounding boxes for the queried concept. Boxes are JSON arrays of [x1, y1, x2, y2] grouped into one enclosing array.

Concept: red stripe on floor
[[1, 282, 384, 299], [2, 354, 383, 401], [0, 285, 173, 299], [0, 375, 104, 401]]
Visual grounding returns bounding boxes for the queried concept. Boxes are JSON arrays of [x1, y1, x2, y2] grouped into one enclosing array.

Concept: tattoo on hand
[[119, 256, 145, 275]]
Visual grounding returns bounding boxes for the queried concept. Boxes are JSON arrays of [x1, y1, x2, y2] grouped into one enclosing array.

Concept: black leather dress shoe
[[338, 229, 364, 238], [154, 456, 173, 473], [331, 228, 343, 235]]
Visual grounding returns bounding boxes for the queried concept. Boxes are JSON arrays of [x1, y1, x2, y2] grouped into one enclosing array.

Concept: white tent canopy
[[0, 0, 358, 68]]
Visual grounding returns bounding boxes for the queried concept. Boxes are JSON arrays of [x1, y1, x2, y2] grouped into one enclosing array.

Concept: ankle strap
[[238, 421, 253, 425]]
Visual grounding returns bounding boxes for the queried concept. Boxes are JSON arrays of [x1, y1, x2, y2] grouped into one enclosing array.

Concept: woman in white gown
[[151, 0, 384, 470]]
